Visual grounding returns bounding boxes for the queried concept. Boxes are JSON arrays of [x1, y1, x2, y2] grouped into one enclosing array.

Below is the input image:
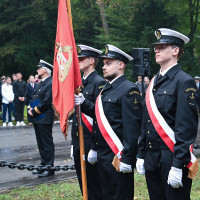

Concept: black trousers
[[96, 150, 134, 200], [73, 138, 101, 200], [144, 149, 192, 200], [14, 100, 25, 122], [33, 124, 55, 166]]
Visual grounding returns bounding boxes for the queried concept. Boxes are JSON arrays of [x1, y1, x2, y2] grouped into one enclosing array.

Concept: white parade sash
[[146, 76, 198, 178], [95, 93, 124, 159], [82, 113, 93, 133]]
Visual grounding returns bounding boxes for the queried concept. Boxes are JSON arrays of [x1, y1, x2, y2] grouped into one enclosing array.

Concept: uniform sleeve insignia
[[185, 88, 197, 92], [190, 93, 195, 99], [134, 98, 139, 104], [129, 91, 140, 96], [34, 106, 41, 114], [98, 85, 104, 89]]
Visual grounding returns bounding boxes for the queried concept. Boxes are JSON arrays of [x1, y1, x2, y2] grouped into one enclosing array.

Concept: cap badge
[[77, 46, 81, 54], [105, 46, 109, 55], [56, 42, 72, 82], [156, 30, 162, 40]]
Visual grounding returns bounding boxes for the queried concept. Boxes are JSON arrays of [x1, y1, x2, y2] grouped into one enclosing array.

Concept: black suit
[[71, 71, 106, 200], [26, 82, 37, 122], [82, 75, 142, 200], [138, 64, 198, 200], [12, 80, 27, 122], [30, 76, 55, 166]]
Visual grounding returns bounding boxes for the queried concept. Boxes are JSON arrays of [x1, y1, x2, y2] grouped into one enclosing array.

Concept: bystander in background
[[1, 77, 14, 127]]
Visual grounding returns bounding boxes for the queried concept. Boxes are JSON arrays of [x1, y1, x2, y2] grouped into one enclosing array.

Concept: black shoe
[[32, 170, 44, 175], [38, 170, 55, 177]]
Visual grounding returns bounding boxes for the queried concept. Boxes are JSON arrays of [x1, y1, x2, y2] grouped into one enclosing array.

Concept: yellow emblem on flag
[[56, 42, 72, 82]]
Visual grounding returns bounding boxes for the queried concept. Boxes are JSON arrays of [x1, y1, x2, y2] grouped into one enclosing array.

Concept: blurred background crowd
[[0, 73, 41, 127]]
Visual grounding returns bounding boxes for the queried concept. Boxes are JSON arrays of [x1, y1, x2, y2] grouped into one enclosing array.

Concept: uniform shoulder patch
[[185, 88, 197, 93], [129, 90, 140, 96]]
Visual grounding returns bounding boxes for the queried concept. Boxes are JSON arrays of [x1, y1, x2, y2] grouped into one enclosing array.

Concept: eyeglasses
[[154, 45, 171, 52]]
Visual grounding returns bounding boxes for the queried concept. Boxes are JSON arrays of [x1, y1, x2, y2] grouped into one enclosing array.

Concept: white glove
[[74, 93, 85, 105], [167, 167, 183, 188], [136, 158, 145, 175], [119, 162, 132, 173], [70, 145, 74, 159], [87, 150, 97, 164]]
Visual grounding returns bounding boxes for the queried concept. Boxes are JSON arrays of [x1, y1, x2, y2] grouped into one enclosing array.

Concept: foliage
[[0, 0, 200, 80]]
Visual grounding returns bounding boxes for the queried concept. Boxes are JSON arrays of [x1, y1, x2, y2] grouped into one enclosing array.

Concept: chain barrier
[[0, 160, 75, 172], [1, 145, 200, 172]]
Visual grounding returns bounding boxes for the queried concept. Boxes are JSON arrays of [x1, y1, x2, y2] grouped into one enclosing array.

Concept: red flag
[[53, 0, 82, 136]]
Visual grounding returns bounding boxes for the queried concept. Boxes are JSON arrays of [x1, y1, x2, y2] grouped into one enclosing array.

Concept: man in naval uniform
[[75, 44, 142, 200], [136, 28, 198, 200], [72, 45, 106, 200], [28, 60, 55, 177]]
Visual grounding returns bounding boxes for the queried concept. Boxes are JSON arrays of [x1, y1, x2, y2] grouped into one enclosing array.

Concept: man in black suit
[[12, 72, 27, 126], [28, 60, 55, 177], [26, 75, 37, 125]]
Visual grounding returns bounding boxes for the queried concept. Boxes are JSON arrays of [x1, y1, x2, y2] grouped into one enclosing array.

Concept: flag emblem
[[56, 42, 72, 82]]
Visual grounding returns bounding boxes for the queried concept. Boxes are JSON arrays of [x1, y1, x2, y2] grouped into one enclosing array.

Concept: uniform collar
[[41, 75, 50, 82], [83, 70, 95, 80], [164, 63, 181, 79], [160, 63, 177, 76], [82, 70, 97, 86], [110, 74, 126, 90]]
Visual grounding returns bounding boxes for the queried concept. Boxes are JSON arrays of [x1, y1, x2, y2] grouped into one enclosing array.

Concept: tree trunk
[[97, 0, 109, 39]]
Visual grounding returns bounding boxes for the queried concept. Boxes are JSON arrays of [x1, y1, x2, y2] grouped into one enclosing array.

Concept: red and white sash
[[95, 93, 124, 159], [146, 76, 197, 169], [82, 113, 93, 133]]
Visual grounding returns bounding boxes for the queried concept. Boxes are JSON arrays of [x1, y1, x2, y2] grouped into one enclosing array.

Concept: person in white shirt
[[1, 77, 14, 127]]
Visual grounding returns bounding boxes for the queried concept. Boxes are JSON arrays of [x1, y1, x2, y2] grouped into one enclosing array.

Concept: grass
[[0, 170, 200, 200]]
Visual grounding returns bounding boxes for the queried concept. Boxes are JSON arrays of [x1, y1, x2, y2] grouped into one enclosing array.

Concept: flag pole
[[66, 1, 88, 199], [77, 104, 88, 200], [66, 0, 73, 31]]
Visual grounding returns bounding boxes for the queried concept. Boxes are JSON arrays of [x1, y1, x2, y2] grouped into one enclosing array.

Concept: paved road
[[0, 123, 76, 192], [0, 119, 200, 192]]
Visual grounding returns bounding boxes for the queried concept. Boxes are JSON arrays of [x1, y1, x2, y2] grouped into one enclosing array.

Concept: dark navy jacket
[[71, 71, 106, 148], [26, 82, 37, 105], [82, 75, 142, 165], [138, 64, 198, 168], [30, 76, 54, 125]]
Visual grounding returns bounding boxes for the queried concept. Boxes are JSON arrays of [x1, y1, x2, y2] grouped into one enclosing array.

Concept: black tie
[[82, 79, 88, 86]]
